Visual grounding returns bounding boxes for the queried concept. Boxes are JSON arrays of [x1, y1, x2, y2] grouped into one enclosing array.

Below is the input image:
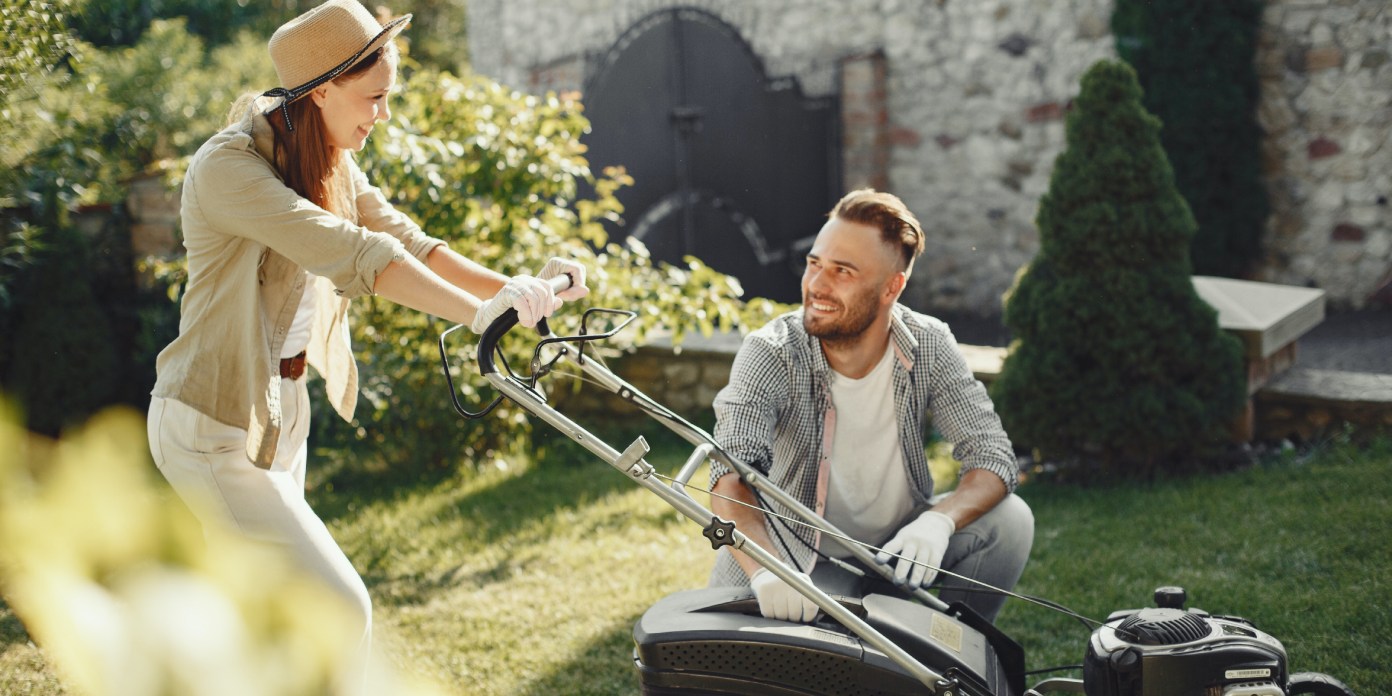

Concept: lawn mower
[[438, 282, 1357, 696]]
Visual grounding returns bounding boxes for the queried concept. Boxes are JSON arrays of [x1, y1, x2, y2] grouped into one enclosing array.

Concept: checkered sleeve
[[923, 325, 1019, 493], [710, 333, 789, 486]]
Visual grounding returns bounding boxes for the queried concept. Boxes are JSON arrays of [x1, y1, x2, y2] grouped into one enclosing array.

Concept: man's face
[[801, 217, 902, 343]]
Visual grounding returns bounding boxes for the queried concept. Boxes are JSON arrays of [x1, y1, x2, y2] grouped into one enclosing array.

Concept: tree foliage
[[0, 19, 275, 433], [328, 71, 785, 471], [65, 0, 302, 48], [991, 60, 1247, 479], [1112, 0, 1268, 278], [1, 10, 782, 464], [3, 224, 118, 437]]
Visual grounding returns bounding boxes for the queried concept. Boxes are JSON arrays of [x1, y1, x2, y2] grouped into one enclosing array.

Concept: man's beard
[[803, 285, 880, 347]]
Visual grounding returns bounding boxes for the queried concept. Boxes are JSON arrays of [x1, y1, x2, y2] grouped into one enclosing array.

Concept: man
[[709, 189, 1032, 624]]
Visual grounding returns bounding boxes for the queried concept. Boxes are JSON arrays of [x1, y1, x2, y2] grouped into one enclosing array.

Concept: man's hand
[[750, 568, 819, 622], [875, 510, 955, 590], [470, 274, 557, 333], [537, 257, 590, 301]]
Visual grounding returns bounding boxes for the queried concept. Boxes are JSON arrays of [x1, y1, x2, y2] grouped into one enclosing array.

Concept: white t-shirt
[[821, 345, 915, 558], [279, 278, 317, 359]]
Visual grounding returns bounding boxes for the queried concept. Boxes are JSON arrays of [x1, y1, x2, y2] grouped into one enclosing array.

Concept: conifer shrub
[[1112, 0, 1268, 278], [990, 60, 1247, 479]]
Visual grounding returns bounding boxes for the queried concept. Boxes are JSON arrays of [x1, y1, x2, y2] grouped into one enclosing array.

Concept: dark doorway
[[583, 7, 839, 303]]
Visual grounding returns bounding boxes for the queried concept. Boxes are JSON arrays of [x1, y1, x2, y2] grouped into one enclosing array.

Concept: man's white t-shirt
[[822, 344, 916, 558]]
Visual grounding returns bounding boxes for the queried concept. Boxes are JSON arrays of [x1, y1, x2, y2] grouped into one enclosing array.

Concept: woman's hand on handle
[[470, 275, 559, 333], [538, 257, 589, 301]]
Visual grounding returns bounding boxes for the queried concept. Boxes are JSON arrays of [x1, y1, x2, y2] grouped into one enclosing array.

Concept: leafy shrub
[[0, 18, 276, 431], [66, 0, 300, 48], [1112, 0, 1267, 278], [328, 71, 785, 472], [3, 224, 117, 436], [990, 60, 1247, 479]]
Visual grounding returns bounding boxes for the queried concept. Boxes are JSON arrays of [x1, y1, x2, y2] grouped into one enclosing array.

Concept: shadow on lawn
[[310, 413, 699, 523], [0, 604, 31, 649], [517, 615, 645, 696], [337, 421, 707, 607]]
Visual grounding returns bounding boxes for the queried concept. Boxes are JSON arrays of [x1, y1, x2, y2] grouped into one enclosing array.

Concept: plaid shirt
[[708, 305, 1018, 587]]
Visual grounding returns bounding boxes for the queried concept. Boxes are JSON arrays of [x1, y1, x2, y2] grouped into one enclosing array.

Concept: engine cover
[[1083, 607, 1288, 696]]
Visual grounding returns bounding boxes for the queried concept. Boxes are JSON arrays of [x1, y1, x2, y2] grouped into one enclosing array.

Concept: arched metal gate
[[583, 7, 840, 303]]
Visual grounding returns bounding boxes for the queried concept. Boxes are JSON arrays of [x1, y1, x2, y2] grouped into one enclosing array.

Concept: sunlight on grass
[[326, 436, 717, 695]]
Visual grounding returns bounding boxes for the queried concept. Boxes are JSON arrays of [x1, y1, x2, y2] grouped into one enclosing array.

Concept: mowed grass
[[2, 429, 1388, 694]]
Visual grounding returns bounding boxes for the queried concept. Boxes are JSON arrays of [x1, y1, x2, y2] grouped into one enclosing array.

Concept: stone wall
[[465, 0, 1391, 314], [466, 0, 1115, 315], [1254, 0, 1392, 308]]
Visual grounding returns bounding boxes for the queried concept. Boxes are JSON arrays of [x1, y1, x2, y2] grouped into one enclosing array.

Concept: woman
[[145, 0, 586, 664]]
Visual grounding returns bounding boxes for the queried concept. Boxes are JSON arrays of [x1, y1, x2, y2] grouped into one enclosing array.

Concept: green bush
[[4, 224, 118, 436], [991, 60, 1247, 480], [1112, 0, 1268, 278], [326, 71, 785, 472], [1, 17, 275, 431], [66, 0, 300, 48]]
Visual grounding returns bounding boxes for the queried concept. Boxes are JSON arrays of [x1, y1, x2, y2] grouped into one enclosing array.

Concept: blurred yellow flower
[[0, 403, 442, 696]]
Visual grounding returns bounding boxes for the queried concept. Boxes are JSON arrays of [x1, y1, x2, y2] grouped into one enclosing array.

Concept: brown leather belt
[[279, 351, 307, 380]]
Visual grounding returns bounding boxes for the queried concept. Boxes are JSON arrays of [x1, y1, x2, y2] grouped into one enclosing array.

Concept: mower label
[[1225, 668, 1272, 680], [929, 614, 963, 653]]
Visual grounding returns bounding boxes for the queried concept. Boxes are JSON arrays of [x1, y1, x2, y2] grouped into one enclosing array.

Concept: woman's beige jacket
[[152, 106, 442, 468]]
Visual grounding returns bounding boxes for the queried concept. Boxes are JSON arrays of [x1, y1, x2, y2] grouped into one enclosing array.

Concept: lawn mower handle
[[468, 294, 952, 615], [449, 301, 974, 695]]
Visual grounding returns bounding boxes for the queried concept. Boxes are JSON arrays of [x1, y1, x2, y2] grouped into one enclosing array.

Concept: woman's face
[[311, 55, 397, 151]]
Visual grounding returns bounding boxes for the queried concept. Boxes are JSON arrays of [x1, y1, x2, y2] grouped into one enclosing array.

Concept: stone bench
[[1191, 276, 1326, 396], [1255, 368, 1392, 441], [953, 277, 1329, 397]]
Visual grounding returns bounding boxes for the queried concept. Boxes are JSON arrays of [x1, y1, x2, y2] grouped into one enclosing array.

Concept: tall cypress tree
[[991, 60, 1246, 478], [1113, 0, 1268, 278]]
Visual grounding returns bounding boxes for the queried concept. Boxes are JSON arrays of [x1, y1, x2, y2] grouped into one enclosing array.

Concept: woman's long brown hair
[[236, 44, 395, 218]]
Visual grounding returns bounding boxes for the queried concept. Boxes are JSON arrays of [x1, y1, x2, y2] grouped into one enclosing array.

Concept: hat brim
[[282, 13, 411, 105], [261, 13, 411, 132]]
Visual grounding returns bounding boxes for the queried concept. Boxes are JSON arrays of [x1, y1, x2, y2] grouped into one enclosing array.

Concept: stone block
[[131, 223, 183, 258], [1307, 136, 1342, 159], [1304, 46, 1345, 72], [1331, 223, 1365, 242], [1024, 101, 1064, 123]]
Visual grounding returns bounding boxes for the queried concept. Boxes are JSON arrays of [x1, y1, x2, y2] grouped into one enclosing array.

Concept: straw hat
[[262, 0, 411, 130]]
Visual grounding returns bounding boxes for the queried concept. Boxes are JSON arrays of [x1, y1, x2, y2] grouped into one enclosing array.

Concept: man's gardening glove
[[750, 568, 819, 623], [874, 510, 955, 590], [470, 275, 558, 333], [537, 257, 590, 301]]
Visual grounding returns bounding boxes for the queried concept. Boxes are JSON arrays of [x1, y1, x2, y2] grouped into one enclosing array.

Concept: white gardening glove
[[470, 275, 557, 333], [750, 568, 819, 623], [537, 257, 590, 301], [874, 510, 956, 590]]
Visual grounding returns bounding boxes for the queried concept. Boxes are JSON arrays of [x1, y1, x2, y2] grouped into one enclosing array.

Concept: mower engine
[[1082, 587, 1345, 696]]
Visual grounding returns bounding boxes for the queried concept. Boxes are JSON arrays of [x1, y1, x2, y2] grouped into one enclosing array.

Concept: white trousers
[[146, 378, 372, 658]]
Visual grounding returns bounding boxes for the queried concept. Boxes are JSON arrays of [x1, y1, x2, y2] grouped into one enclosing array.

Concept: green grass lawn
[[3, 429, 1388, 694]]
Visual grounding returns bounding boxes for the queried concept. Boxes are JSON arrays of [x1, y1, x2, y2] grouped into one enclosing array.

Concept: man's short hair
[[828, 189, 925, 273]]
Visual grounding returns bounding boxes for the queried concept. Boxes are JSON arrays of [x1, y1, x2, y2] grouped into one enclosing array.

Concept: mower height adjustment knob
[[703, 516, 737, 550], [1154, 586, 1187, 609]]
